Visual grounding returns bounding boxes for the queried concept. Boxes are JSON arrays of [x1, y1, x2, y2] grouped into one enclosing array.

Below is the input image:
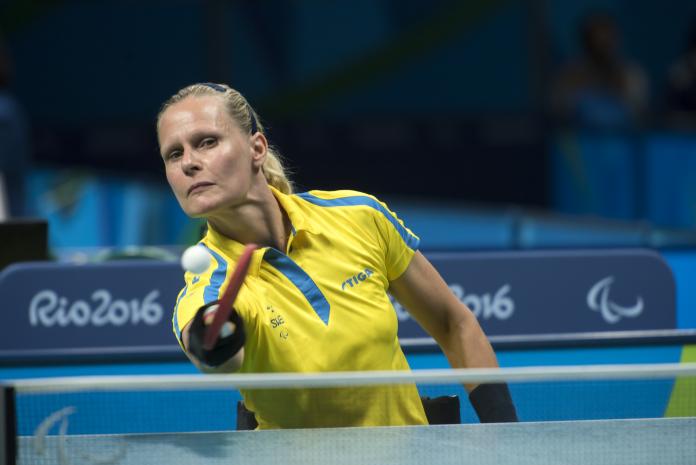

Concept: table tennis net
[[4, 363, 696, 465]]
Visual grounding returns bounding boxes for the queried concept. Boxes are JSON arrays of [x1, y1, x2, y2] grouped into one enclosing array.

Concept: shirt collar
[[203, 186, 320, 277], [269, 186, 321, 236], [204, 225, 265, 278]]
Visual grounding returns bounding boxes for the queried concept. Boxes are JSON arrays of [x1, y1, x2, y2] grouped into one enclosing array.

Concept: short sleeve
[[172, 245, 259, 349], [172, 271, 212, 347], [369, 197, 420, 281], [171, 245, 232, 346]]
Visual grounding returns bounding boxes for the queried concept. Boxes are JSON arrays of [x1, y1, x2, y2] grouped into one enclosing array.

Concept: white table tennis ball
[[181, 245, 211, 274]]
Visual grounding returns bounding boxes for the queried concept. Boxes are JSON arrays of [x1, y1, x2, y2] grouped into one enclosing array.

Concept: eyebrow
[[160, 142, 180, 158], [160, 130, 221, 158]]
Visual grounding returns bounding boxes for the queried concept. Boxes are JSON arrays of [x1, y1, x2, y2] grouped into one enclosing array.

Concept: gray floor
[[18, 417, 696, 465]]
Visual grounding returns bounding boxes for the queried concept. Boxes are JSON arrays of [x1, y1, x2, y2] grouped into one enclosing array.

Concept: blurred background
[[1, 0, 696, 255], [1, 2, 696, 430]]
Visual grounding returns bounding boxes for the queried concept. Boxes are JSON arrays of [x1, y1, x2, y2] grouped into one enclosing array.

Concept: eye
[[200, 137, 217, 149], [166, 149, 182, 161]]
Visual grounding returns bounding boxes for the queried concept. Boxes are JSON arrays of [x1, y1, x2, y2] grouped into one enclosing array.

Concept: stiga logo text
[[29, 289, 164, 327], [341, 268, 374, 291]]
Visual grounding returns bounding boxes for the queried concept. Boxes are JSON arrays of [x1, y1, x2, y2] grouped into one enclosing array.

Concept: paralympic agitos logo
[[586, 276, 644, 324], [33, 407, 127, 463]]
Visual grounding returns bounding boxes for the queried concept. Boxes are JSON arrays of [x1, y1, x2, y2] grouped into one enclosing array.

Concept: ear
[[250, 132, 268, 170]]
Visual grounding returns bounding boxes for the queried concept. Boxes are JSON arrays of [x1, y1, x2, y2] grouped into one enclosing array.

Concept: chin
[[182, 199, 217, 219], [182, 192, 245, 218], [187, 207, 216, 219], [186, 210, 208, 219]]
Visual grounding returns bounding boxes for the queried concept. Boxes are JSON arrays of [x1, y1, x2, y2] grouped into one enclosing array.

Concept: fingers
[[203, 304, 237, 338], [188, 300, 246, 368]]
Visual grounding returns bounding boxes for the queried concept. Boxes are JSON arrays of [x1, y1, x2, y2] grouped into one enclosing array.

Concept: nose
[[181, 148, 202, 176]]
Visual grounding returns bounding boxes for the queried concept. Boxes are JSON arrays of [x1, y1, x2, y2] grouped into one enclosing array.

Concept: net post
[[0, 384, 16, 465]]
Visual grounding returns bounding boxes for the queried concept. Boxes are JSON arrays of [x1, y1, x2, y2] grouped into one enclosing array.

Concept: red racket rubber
[[203, 243, 258, 350]]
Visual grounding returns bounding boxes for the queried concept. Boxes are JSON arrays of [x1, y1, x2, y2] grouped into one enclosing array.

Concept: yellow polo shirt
[[173, 187, 428, 429]]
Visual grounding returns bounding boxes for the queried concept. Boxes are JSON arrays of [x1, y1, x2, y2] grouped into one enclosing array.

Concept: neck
[[207, 183, 290, 252]]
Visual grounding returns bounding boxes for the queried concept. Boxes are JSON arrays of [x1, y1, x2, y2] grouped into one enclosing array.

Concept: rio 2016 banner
[[0, 249, 675, 361], [394, 249, 675, 344], [0, 260, 184, 361]]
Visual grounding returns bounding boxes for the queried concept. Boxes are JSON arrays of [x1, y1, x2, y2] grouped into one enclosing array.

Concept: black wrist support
[[188, 300, 245, 367], [468, 383, 518, 423]]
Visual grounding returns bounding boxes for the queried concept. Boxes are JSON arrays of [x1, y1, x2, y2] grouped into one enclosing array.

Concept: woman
[[157, 83, 517, 429]]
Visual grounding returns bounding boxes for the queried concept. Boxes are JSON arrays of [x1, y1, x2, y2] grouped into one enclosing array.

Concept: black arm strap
[[468, 383, 518, 423], [188, 300, 245, 367]]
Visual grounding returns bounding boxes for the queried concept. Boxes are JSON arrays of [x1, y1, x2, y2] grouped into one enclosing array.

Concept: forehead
[[159, 95, 233, 139]]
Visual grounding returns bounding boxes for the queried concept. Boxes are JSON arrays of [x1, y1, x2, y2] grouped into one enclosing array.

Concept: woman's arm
[[389, 251, 518, 422], [389, 251, 497, 391]]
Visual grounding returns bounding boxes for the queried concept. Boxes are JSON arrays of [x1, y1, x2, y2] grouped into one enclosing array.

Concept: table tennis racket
[[203, 243, 258, 350]]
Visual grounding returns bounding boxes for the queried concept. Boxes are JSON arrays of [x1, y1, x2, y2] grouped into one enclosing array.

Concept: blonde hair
[[156, 83, 293, 194]]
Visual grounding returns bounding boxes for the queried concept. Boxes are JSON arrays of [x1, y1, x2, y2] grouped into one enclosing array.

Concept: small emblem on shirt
[[266, 304, 289, 339], [271, 315, 285, 328], [341, 268, 374, 291]]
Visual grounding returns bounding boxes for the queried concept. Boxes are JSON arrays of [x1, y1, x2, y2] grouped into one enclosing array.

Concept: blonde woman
[[157, 83, 517, 429]]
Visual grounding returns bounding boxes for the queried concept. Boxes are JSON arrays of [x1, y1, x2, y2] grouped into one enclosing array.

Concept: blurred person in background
[[550, 12, 649, 130], [665, 17, 696, 129], [156, 83, 518, 429], [0, 36, 30, 218]]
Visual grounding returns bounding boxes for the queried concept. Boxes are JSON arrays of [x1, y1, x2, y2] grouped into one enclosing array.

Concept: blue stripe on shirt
[[296, 192, 420, 250], [172, 286, 188, 341], [201, 244, 228, 304], [264, 248, 331, 325]]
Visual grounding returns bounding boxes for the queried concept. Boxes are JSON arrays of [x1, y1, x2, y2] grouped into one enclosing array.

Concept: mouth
[[187, 182, 214, 197]]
